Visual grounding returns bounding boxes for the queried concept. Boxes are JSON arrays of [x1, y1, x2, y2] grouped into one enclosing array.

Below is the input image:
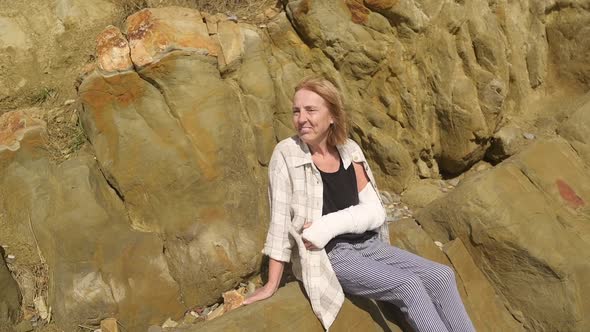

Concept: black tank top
[[317, 156, 376, 252]]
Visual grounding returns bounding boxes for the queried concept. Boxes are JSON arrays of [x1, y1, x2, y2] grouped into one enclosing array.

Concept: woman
[[244, 76, 475, 332]]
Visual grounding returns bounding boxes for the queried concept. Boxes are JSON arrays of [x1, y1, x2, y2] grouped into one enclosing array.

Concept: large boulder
[[389, 219, 524, 332], [186, 282, 404, 332], [0, 110, 185, 330], [183, 219, 522, 331], [417, 138, 590, 331], [79, 9, 268, 309]]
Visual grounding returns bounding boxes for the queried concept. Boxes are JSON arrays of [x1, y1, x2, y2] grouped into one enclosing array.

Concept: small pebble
[[447, 178, 461, 187], [441, 188, 449, 193], [247, 281, 256, 295], [64, 99, 75, 106], [161, 318, 178, 328], [475, 164, 488, 171], [7, 254, 15, 260], [206, 304, 225, 321], [523, 132, 535, 140]]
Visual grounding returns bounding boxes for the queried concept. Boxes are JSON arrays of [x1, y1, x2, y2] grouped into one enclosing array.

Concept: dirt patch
[[113, 0, 281, 26]]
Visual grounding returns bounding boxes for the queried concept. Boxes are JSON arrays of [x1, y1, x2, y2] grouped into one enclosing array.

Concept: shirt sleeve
[[262, 148, 294, 262]]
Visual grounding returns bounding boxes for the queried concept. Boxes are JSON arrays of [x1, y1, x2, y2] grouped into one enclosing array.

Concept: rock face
[[0, 110, 186, 330], [417, 138, 590, 331], [182, 220, 522, 331], [3, 0, 590, 182], [0, 247, 21, 325], [0, 0, 117, 106], [389, 219, 523, 332], [1, 1, 590, 331], [558, 93, 590, 165], [546, 3, 590, 87], [79, 10, 268, 309]]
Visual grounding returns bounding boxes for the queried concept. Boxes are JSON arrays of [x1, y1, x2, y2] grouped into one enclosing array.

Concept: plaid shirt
[[263, 136, 390, 330]]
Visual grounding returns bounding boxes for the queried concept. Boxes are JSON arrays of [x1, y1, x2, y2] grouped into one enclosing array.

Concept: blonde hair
[[295, 76, 349, 146]]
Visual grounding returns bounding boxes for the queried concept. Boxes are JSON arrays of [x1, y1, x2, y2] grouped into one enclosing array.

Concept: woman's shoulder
[[342, 138, 362, 151], [269, 136, 307, 169], [340, 138, 366, 161], [274, 135, 300, 150]]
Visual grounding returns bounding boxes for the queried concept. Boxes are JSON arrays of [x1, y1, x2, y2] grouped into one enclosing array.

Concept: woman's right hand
[[243, 258, 285, 305], [243, 283, 277, 305]]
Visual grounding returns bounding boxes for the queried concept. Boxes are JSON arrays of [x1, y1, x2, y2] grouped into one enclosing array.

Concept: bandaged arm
[[301, 183, 385, 249]]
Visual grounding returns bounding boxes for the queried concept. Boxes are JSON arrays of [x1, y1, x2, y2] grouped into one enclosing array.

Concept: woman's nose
[[297, 111, 308, 124]]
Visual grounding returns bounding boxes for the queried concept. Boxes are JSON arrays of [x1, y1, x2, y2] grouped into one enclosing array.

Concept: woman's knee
[[396, 273, 429, 297], [425, 264, 457, 288]]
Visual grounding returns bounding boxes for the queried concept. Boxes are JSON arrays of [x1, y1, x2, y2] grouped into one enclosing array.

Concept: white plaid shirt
[[263, 136, 390, 330]]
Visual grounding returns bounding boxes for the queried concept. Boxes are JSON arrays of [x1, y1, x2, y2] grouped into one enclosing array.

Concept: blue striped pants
[[327, 236, 475, 332]]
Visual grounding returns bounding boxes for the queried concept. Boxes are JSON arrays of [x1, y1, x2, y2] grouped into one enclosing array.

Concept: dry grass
[[28, 87, 60, 107], [42, 102, 87, 164], [113, 0, 281, 27]]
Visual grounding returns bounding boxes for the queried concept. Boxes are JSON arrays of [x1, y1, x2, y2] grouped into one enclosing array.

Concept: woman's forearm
[[301, 183, 385, 248], [243, 257, 286, 305], [266, 257, 285, 290]]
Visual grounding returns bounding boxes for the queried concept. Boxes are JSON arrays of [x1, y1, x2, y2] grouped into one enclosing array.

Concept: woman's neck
[[308, 141, 336, 158]]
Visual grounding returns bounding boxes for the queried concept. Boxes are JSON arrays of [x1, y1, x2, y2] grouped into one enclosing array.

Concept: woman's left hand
[[302, 222, 319, 250]]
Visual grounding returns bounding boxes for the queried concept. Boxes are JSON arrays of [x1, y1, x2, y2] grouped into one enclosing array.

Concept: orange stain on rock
[[345, 0, 370, 24], [199, 206, 225, 222], [0, 112, 26, 144], [125, 9, 154, 41], [125, 7, 219, 68], [0, 111, 45, 150], [556, 179, 585, 208], [365, 0, 398, 10]]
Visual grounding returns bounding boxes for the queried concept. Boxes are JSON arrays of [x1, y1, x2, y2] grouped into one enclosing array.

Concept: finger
[[303, 222, 311, 229]]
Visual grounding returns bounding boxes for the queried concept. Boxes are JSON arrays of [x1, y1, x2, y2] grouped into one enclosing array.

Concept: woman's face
[[292, 89, 334, 147]]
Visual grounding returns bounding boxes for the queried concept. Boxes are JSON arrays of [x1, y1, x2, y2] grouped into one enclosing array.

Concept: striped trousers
[[327, 236, 475, 332]]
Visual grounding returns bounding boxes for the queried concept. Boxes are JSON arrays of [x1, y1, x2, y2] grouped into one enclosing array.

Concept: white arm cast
[[301, 183, 385, 249]]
